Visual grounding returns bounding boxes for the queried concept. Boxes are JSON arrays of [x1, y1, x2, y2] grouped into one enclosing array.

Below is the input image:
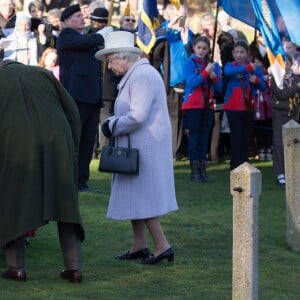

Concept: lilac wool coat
[[106, 58, 178, 220]]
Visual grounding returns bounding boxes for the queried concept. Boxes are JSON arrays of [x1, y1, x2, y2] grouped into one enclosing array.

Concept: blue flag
[[265, 0, 300, 46], [252, 0, 285, 87], [218, 0, 259, 29], [137, 0, 160, 54], [217, 0, 299, 87]]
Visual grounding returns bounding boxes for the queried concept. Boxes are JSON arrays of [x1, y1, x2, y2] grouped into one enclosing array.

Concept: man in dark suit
[[57, 4, 112, 192]]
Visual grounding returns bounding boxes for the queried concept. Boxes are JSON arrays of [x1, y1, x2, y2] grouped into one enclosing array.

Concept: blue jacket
[[223, 61, 266, 111], [56, 28, 104, 105], [182, 55, 222, 110], [157, 21, 193, 87]]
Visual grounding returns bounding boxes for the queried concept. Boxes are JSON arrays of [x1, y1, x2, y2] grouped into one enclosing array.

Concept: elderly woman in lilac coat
[[96, 31, 178, 264]]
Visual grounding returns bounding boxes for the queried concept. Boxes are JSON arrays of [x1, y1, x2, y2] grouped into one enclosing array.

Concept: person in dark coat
[[0, 60, 84, 283], [271, 53, 300, 184], [56, 4, 112, 192]]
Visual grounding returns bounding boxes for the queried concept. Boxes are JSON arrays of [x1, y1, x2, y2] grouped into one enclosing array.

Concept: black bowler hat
[[60, 4, 81, 22], [90, 7, 109, 22]]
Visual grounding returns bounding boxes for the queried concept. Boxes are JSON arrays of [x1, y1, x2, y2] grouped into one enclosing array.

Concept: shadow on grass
[[1, 159, 299, 299]]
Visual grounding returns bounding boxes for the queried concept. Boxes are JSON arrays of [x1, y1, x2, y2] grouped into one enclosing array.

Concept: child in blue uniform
[[223, 40, 266, 170], [182, 35, 222, 182]]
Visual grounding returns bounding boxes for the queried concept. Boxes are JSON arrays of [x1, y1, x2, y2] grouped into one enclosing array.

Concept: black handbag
[[98, 119, 139, 175]]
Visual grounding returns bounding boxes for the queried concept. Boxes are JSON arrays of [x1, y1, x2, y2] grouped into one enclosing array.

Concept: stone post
[[231, 162, 261, 300], [283, 119, 300, 252]]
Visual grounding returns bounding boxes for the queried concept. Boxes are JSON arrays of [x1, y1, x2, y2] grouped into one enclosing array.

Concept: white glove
[[96, 26, 113, 39]]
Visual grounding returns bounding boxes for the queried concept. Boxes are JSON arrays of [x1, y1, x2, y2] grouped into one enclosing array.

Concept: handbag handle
[[110, 118, 131, 150]]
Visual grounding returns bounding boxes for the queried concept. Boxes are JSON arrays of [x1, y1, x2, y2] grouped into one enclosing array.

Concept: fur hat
[[60, 4, 81, 22], [90, 7, 109, 22], [95, 31, 142, 61]]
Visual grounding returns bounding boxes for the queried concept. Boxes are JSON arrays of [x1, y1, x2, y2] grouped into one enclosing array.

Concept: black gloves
[[101, 120, 111, 138]]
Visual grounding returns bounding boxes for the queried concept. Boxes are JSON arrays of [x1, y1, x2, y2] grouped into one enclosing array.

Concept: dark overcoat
[[0, 61, 84, 247], [56, 28, 104, 105]]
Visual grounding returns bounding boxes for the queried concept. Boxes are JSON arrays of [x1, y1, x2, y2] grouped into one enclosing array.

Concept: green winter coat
[[0, 61, 84, 247]]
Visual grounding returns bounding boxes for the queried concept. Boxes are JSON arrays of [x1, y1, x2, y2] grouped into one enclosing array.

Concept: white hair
[[111, 51, 140, 61]]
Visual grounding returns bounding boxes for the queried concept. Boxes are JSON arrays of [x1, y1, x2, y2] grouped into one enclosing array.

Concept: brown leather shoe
[[2, 267, 27, 281], [60, 269, 82, 283]]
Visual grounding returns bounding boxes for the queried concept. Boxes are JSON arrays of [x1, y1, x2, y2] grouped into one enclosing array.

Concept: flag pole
[[108, 0, 114, 26], [203, 2, 220, 117], [211, 3, 220, 62], [252, 28, 258, 63]]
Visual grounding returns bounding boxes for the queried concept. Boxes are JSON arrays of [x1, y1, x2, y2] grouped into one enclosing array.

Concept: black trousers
[[77, 102, 100, 185], [5, 222, 82, 270], [272, 110, 292, 175], [99, 100, 114, 149], [227, 110, 253, 170]]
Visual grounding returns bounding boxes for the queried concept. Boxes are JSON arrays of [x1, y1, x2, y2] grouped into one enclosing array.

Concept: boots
[[190, 160, 204, 182], [198, 159, 209, 182]]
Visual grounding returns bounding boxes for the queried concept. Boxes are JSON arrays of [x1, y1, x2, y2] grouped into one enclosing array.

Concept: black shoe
[[141, 247, 174, 265], [114, 248, 150, 260], [78, 182, 88, 191], [78, 183, 101, 194]]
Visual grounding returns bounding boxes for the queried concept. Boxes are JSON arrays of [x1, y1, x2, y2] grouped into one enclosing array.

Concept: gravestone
[[231, 162, 261, 300]]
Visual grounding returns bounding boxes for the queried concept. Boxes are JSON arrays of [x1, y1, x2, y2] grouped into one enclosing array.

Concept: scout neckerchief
[[191, 57, 211, 110], [283, 73, 300, 118], [235, 62, 253, 113]]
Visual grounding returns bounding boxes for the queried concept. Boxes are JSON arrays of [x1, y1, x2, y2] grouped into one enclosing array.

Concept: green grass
[[1, 158, 299, 299]]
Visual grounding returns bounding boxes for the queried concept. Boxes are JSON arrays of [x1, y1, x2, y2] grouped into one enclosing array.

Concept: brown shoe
[[60, 269, 82, 283], [2, 267, 27, 281]]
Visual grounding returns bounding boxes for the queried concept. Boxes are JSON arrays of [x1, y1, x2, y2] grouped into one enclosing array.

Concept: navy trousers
[[186, 108, 214, 161]]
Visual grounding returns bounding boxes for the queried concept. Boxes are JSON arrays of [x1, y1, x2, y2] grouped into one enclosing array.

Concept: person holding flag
[[223, 40, 266, 170], [218, 0, 300, 90], [182, 35, 222, 182], [148, 3, 193, 159]]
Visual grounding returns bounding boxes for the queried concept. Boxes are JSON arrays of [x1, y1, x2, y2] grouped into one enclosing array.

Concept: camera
[[178, 16, 186, 27], [43, 22, 59, 32], [30, 17, 59, 32], [41, 17, 59, 32]]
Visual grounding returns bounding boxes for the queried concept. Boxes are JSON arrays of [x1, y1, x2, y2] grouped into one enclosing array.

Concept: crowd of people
[[149, 4, 300, 186], [1, 0, 300, 283]]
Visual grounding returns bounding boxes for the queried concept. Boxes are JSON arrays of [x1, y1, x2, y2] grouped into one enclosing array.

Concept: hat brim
[[90, 17, 108, 21], [95, 47, 142, 61]]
